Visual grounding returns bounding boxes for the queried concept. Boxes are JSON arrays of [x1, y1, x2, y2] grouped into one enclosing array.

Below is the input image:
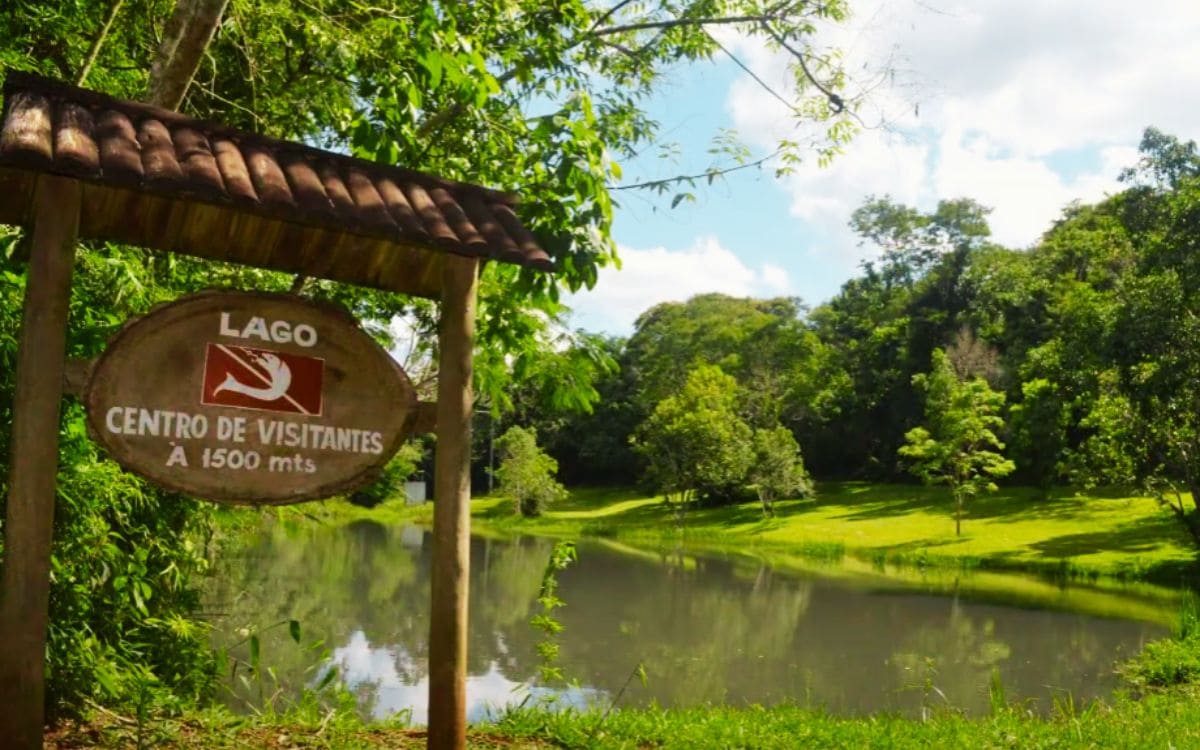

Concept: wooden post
[[427, 255, 479, 750], [0, 175, 81, 750]]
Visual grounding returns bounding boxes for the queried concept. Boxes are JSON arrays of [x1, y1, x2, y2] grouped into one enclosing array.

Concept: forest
[[4, 1, 1200, 747], [510, 127, 1200, 543], [0, 0, 863, 726]]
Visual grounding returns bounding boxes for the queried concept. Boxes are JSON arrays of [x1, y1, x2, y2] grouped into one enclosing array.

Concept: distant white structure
[[404, 480, 427, 505]]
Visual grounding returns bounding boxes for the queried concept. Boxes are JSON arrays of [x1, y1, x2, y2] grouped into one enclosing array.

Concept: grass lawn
[[333, 483, 1199, 585], [46, 686, 1200, 749]]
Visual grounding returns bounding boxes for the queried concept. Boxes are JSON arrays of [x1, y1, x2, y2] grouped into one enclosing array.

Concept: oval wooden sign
[[84, 291, 417, 505]]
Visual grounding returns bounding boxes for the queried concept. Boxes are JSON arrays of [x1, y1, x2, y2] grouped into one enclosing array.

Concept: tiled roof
[[0, 72, 552, 295]]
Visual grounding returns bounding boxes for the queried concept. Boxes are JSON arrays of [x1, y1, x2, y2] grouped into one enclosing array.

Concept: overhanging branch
[[609, 147, 784, 193], [593, 12, 789, 37], [760, 21, 844, 114], [416, 8, 811, 140]]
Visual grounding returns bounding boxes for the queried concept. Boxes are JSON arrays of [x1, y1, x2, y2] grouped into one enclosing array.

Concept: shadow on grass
[[870, 537, 963, 554], [810, 483, 1142, 525], [477, 500, 516, 521], [557, 486, 652, 512], [1029, 513, 1187, 558], [811, 482, 962, 522]]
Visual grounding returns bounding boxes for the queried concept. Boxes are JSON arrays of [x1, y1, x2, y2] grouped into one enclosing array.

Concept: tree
[[1113, 270, 1200, 544], [623, 294, 819, 416], [1119, 127, 1200, 191], [1105, 132, 1200, 545], [899, 350, 1015, 536], [748, 427, 813, 517], [807, 197, 998, 478], [494, 426, 568, 518], [1, 0, 869, 716], [632, 364, 753, 510]]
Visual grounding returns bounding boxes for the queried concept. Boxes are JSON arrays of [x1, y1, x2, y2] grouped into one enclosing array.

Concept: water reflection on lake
[[206, 519, 1175, 721]]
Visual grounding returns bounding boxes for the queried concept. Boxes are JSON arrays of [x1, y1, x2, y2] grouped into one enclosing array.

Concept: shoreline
[[306, 482, 1199, 589]]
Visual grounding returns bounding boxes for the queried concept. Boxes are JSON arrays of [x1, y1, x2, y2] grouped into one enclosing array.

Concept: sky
[[564, 0, 1200, 335]]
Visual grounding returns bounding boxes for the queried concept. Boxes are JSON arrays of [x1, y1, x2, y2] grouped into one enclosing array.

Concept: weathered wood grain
[[0, 91, 53, 166], [0, 71, 558, 279], [54, 103, 99, 174], [429, 186, 487, 251], [174, 128, 225, 196], [427, 254, 479, 750], [0, 175, 81, 750], [138, 118, 185, 186], [95, 109, 143, 179], [405, 182, 459, 243]]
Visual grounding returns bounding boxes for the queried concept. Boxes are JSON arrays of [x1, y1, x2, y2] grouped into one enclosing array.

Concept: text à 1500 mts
[[196, 447, 315, 474], [162, 445, 316, 474]]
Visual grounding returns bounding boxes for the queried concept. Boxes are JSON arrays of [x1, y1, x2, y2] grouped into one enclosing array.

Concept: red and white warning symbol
[[201, 343, 324, 416]]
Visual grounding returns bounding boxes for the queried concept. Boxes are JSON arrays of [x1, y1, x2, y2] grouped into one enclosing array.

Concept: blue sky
[[565, 0, 1200, 335]]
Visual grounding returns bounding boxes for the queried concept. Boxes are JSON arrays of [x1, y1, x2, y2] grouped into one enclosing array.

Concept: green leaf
[[317, 666, 338, 691]]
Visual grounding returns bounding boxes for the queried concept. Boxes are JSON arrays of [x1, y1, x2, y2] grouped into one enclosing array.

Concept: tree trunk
[[146, 0, 230, 109], [1182, 481, 1200, 547], [759, 490, 773, 518]]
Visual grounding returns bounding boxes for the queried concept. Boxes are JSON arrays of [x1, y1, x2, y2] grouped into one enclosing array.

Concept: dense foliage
[[632, 364, 755, 507], [1, 0, 866, 719], [0, 247, 239, 716], [524, 128, 1200, 547]]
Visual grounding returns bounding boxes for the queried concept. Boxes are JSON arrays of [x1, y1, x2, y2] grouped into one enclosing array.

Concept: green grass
[[443, 483, 1198, 586], [48, 686, 1200, 749], [492, 692, 1200, 749], [245, 483, 1197, 623], [318, 482, 1199, 587]]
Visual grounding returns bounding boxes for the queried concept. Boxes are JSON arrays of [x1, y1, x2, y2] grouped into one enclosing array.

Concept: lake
[[205, 519, 1177, 722]]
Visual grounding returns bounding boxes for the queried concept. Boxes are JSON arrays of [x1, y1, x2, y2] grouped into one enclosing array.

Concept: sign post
[[427, 254, 479, 750], [0, 73, 553, 750], [0, 176, 81, 750], [83, 291, 417, 505]]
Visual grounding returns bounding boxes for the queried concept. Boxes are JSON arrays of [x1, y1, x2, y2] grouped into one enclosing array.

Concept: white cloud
[[330, 630, 602, 723], [719, 0, 1200, 258], [760, 262, 791, 293], [565, 236, 794, 334]]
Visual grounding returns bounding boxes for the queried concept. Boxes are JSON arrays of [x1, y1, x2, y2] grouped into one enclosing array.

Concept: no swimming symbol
[[200, 343, 324, 416]]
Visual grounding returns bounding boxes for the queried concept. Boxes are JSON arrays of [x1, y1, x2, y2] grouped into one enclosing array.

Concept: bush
[[348, 441, 425, 508], [1120, 593, 1200, 689], [494, 427, 567, 517], [1120, 634, 1200, 689]]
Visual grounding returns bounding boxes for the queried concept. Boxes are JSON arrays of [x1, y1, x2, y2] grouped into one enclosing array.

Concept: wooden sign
[[84, 291, 417, 505]]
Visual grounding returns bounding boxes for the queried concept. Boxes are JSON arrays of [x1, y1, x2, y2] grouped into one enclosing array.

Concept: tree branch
[[75, 0, 126, 86], [586, 0, 639, 35], [417, 8, 799, 140], [707, 31, 800, 118], [760, 21, 843, 113], [593, 12, 789, 37], [609, 147, 784, 192]]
